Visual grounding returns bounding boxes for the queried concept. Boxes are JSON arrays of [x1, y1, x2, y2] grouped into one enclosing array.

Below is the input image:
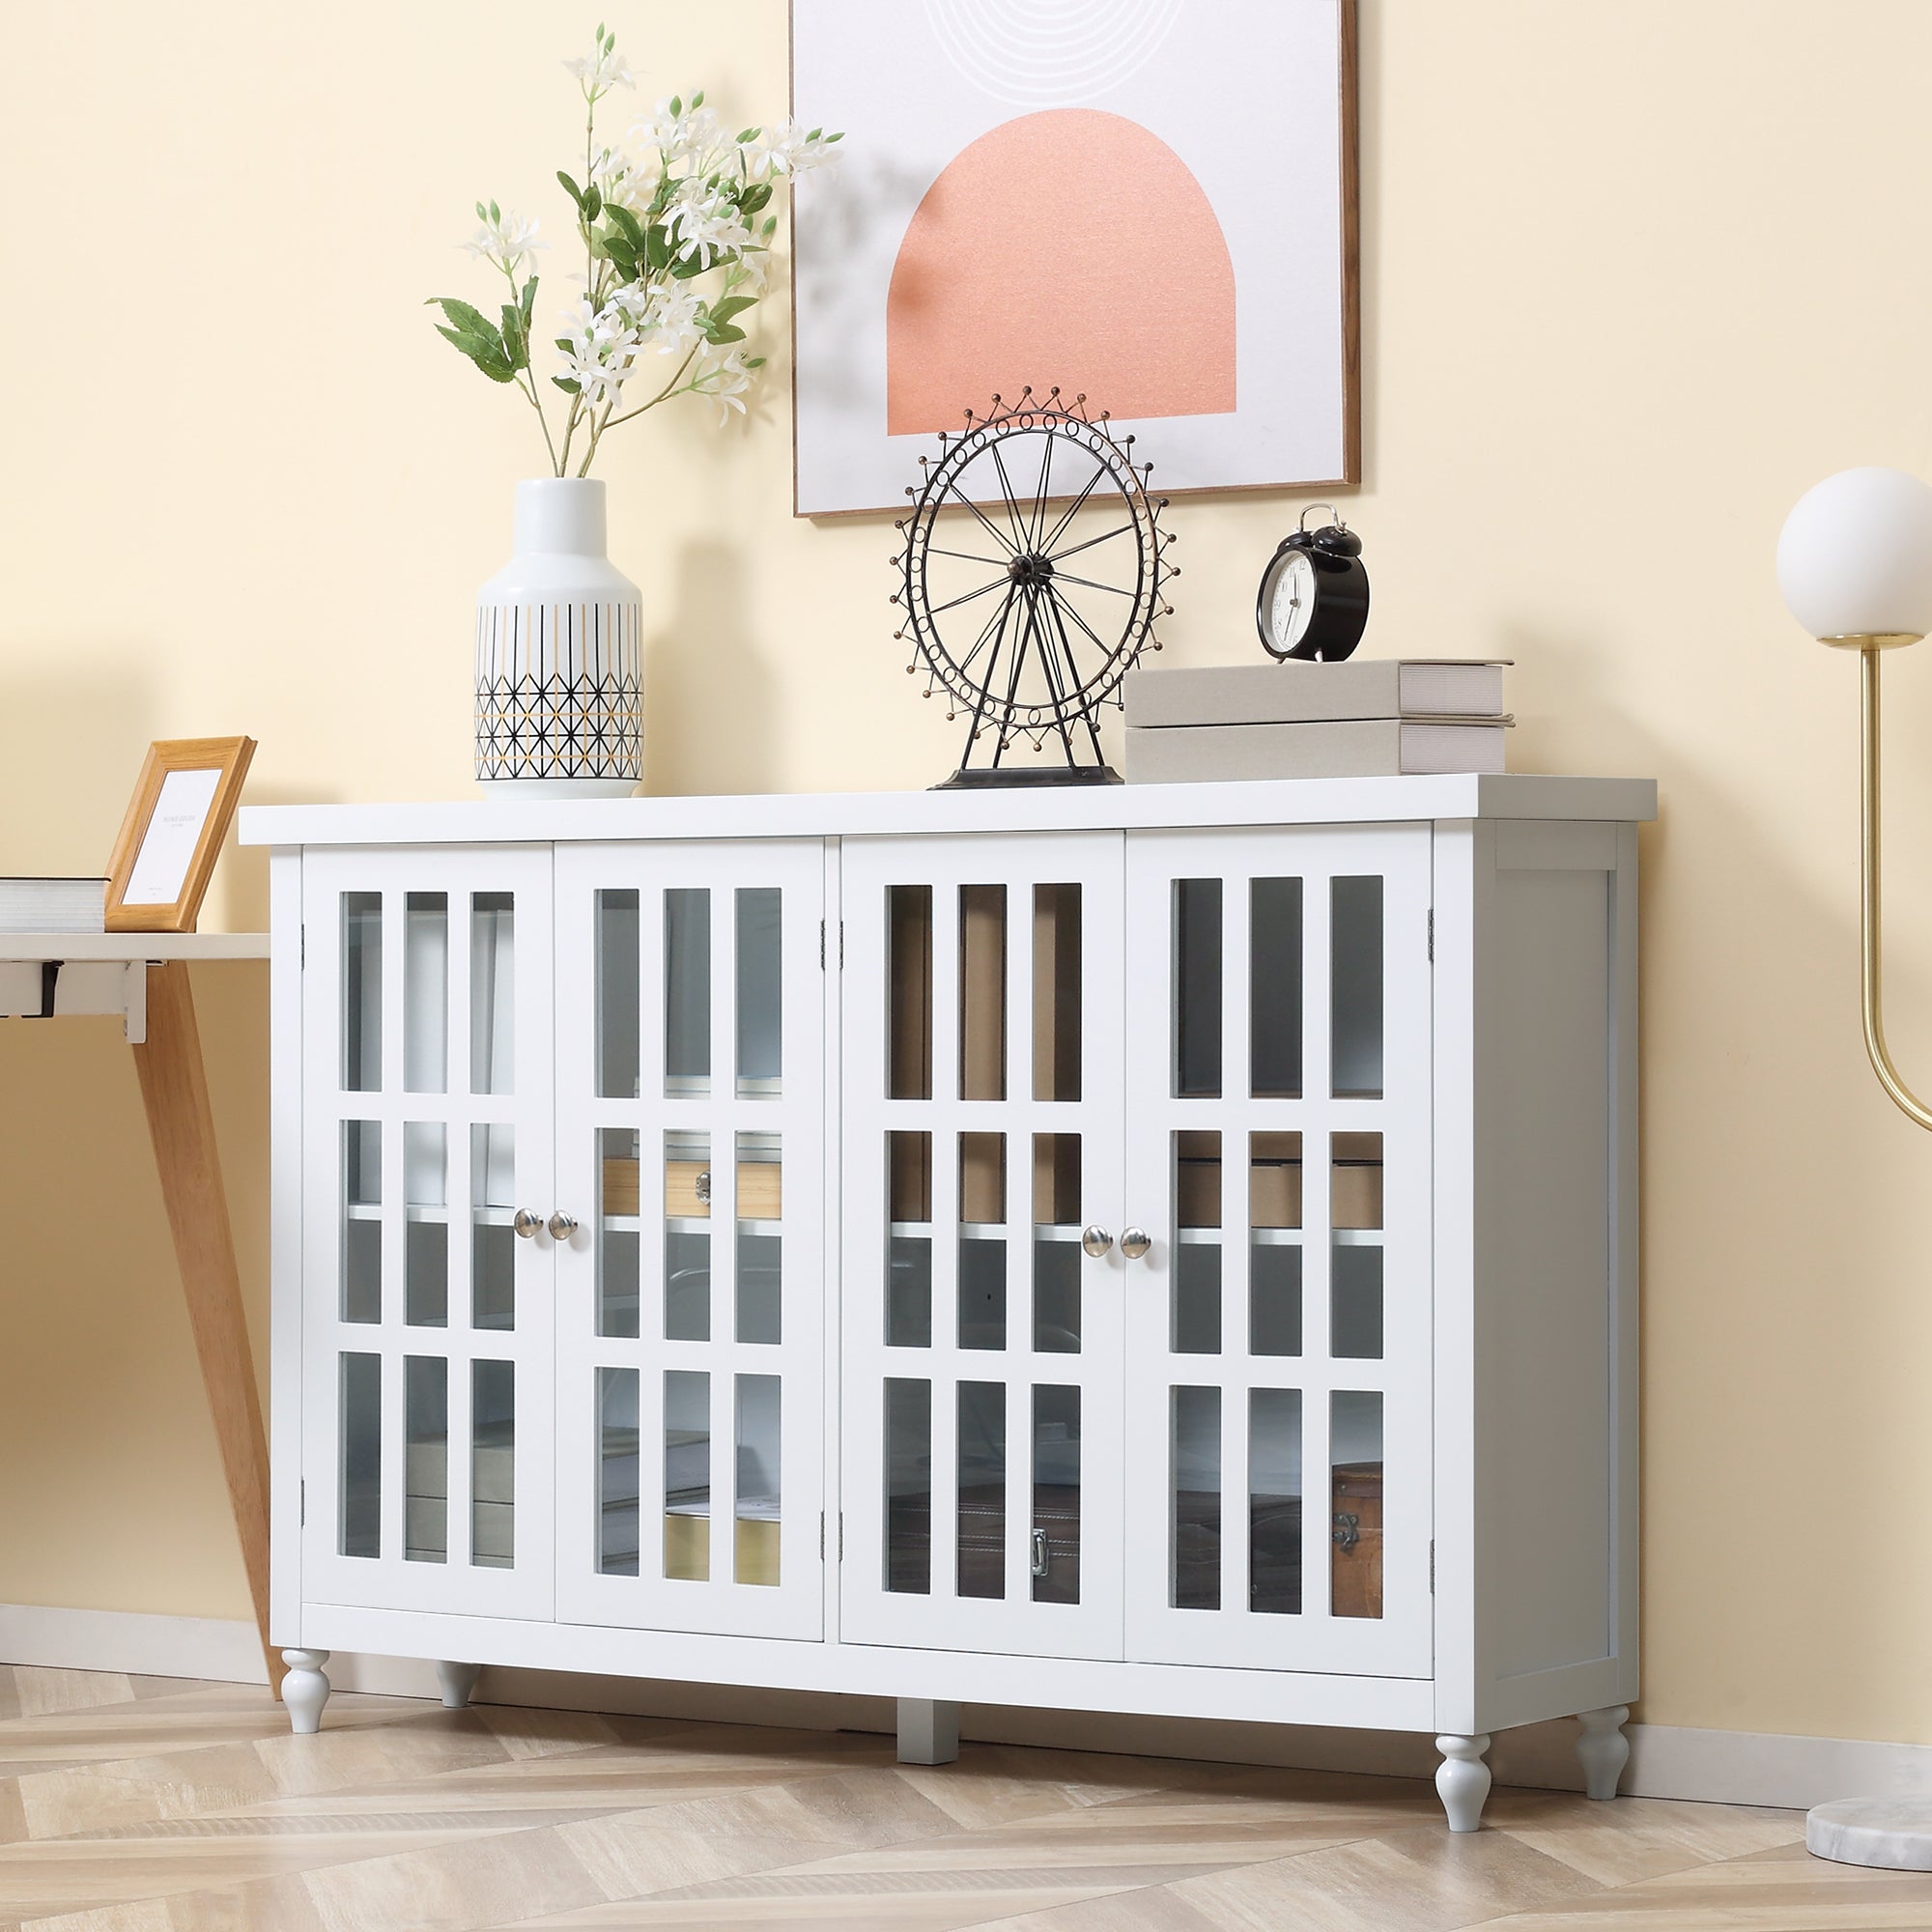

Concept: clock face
[[1267, 550, 1317, 653]]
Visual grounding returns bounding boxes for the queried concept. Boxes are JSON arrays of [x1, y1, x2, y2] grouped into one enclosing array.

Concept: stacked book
[[1122, 660, 1512, 782], [0, 877, 106, 934]]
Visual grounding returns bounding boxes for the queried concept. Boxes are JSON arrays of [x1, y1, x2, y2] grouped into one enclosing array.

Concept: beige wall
[[6, 0, 1932, 1745]]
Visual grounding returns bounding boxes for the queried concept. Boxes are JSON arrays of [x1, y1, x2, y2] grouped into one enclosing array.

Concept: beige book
[[1123, 660, 1508, 727], [1125, 717, 1509, 784]]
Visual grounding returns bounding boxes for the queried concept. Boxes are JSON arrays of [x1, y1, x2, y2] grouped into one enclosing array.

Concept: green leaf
[[582, 184, 602, 220], [553, 375, 582, 393], [499, 299, 528, 371], [745, 355, 767, 369], [427, 296, 497, 339], [670, 250, 708, 279], [669, 94, 682, 115], [602, 238, 638, 275], [736, 126, 759, 144], [435, 326, 516, 383], [520, 275, 539, 326], [557, 169, 586, 209], [606, 203, 647, 251], [646, 225, 671, 271], [710, 295, 756, 324], [704, 322, 746, 344], [740, 182, 772, 215], [692, 89, 704, 107]]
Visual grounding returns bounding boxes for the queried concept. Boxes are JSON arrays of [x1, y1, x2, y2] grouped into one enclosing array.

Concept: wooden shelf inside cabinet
[[0, 931, 276, 1690]]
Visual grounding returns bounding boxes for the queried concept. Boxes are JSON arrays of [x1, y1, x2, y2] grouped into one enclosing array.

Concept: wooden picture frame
[[788, 0, 1360, 518], [105, 736, 257, 933]]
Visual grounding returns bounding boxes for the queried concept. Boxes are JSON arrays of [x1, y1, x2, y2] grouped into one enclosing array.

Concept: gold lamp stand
[[1825, 633, 1932, 1130], [1805, 630, 1932, 1868]]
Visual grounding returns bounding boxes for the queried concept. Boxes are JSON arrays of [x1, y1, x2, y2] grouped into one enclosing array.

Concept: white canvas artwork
[[790, 0, 1356, 518]]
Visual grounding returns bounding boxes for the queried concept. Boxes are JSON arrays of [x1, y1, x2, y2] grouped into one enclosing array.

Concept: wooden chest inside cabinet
[[245, 773, 1649, 1833]]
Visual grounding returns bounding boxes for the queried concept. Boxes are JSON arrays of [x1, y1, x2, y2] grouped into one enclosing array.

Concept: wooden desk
[[0, 934, 275, 1685]]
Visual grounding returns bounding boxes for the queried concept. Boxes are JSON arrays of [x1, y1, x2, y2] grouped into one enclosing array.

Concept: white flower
[[463, 206, 548, 276], [740, 118, 841, 182], [664, 177, 752, 269], [589, 144, 652, 215], [693, 345, 756, 427], [564, 43, 635, 96], [610, 280, 706, 357], [637, 98, 731, 177], [556, 297, 642, 412]]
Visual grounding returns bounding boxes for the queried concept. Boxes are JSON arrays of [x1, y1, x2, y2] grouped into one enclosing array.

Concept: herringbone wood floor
[[0, 1665, 1922, 1930]]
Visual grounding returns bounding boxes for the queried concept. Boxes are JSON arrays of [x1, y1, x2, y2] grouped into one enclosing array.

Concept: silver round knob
[[1120, 1227, 1151, 1260], [548, 1211, 579, 1242], [1081, 1225, 1114, 1258], [512, 1208, 543, 1240]]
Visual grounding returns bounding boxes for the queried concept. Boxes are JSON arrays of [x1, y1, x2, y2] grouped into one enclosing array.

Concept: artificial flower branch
[[427, 23, 840, 478]]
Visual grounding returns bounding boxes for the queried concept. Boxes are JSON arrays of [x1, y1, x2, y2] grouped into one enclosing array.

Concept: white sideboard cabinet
[[242, 774, 1654, 1832]]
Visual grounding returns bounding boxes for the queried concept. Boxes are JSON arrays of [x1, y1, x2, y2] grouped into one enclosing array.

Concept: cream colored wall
[[4, 0, 1931, 1745]]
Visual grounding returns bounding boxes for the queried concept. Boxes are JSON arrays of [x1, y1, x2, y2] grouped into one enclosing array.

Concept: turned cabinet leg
[[1577, 1705, 1631, 1801], [281, 1650, 331, 1735], [897, 1697, 960, 1765], [437, 1662, 482, 1710], [1435, 1733, 1492, 1832]]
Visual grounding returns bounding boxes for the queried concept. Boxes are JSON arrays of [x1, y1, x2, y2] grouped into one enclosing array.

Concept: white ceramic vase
[[474, 478, 642, 798]]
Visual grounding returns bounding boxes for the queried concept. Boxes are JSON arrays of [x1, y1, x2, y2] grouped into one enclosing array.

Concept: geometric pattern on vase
[[475, 599, 642, 783]]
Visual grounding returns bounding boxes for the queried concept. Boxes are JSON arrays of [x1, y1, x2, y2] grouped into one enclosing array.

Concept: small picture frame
[[105, 736, 257, 933]]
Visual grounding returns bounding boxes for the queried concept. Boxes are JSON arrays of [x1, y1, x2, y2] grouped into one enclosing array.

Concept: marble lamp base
[[1808, 1798, 1932, 1868]]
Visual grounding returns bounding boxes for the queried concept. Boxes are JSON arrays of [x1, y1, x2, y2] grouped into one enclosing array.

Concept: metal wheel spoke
[[1036, 461, 1110, 556], [952, 580, 1019, 684], [942, 478, 1021, 555], [925, 576, 1010, 618], [1052, 570, 1131, 596], [927, 545, 1012, 567], [1047, 522, 1137, 566], [987, 442, 1030, 553], [1048, 582, 1118, 662], [1027, 427, 1057, 552]]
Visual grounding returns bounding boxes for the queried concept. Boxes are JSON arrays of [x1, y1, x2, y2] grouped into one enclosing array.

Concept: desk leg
[[132, 961, 278, 1691]]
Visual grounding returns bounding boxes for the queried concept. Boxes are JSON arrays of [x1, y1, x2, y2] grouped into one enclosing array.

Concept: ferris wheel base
[[933, 765, 1124, 791]]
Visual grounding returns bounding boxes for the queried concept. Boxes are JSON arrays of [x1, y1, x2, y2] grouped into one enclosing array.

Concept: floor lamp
[[1779, 465, 1932, 1869]]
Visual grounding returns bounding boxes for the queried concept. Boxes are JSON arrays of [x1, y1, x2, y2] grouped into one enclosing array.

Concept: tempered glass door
[[298, 845, 554, 1620], [554, 840, 826, 1640], [1123, 826, 1434, 1677], [840, 833, 1125, 1660]]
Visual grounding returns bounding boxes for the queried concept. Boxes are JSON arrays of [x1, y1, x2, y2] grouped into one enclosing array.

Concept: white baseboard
[[4, 1603, 1926, 1814]]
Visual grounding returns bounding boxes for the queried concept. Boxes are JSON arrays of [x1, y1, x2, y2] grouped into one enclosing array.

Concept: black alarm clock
[[1257, 504, 1371, 662]]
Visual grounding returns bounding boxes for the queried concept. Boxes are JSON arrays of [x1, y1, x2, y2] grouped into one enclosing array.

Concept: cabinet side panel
[[1478, 833, 1615, 1688], [270, 846, 304, 1644]]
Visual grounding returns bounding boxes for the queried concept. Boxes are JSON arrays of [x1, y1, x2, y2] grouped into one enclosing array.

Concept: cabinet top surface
[[0, 931, 270, 961], [241, 773, 1656, 849]]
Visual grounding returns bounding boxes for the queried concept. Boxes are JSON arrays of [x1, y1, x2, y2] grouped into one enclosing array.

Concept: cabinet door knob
[[512, 1208, 543, 1240], [548, 1211, 579, 1241], [1081, 1226, 1113, 1258], [1120, 1227, 1151, 1260]]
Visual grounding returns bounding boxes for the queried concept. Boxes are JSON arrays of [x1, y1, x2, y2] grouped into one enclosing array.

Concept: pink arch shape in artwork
[[886, 108, 1236, 436]]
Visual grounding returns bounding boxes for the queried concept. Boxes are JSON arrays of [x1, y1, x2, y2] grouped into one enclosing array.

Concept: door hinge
[[1430, 1539, 1435, 1593], [839, 923, 844, 968], [819, 1510, 824, 1557], [839, 1511, 845, 1559], [819, 919, 826, 970], [300, 923, 306, 968], [299, 1480, 306, 1526], [822, 1511, 843, 1560], [1427, 908, 1435, 962]]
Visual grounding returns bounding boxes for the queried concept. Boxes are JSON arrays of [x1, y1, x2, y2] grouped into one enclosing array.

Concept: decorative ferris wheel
[[892, 389, 1177, 787]]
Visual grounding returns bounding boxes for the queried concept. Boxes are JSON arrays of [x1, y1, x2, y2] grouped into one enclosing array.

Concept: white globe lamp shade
[[1777, 467, 1932, 642]]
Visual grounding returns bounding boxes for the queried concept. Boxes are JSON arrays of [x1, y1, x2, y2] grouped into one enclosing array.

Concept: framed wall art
[[105, 736, 256, 933], [790, 0, 1358, 518]]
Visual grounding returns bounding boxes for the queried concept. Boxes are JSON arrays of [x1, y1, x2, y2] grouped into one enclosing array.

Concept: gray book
[[1123, 659, 1508, 727], [0, 877, 106, 935], [1124, 718, 1510, 784]]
